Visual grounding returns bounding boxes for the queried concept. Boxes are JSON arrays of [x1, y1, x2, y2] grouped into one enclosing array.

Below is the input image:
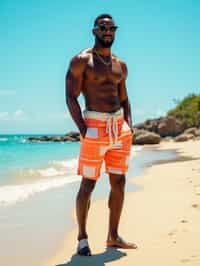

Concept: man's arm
[[65, 55, 87, 137], [118, 61, 133, 132]]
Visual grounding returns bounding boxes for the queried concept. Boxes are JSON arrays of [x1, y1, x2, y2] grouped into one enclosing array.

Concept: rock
[[174, 133, 195, 142], [196, 129, 200, 136], [28, 136, 52, 142], [183, 127, 198, 136], [157, 116, 185, 137], [51, 136, 63, 142], [27, 133, 80, 142], [132, 128, 148, 138], [65, 131, 80, 138], [187, 134, 195, 140], [64, 131, 80, 141], [27, 137, 40, 142], [62, 135, 79, 141], [134, 131, 161, 145], [135, 116, 186, 137]]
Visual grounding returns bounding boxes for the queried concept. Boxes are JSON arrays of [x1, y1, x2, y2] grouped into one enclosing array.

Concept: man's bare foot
[[107, 236, 138, 249]]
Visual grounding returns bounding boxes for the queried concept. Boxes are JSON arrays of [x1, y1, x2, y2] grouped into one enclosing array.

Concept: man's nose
[[105, 28, 113, 33]]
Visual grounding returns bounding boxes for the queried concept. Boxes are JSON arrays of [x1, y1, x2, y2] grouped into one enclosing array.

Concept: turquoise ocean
[[0, 134, 177, 206], [0, 134, 83, 205]]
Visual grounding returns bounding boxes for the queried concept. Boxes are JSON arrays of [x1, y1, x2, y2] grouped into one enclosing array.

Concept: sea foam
[[0, 175, 81, 206], [0, 146, 143, 206]]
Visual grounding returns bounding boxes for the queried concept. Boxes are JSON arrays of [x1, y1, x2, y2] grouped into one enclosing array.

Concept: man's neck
[[93, 44, 111, 57]]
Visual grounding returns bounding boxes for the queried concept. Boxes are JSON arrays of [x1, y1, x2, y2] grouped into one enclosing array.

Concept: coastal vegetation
[[168, 93, 200, 128]]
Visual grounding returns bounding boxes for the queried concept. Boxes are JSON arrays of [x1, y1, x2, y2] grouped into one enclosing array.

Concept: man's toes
[[107, 236, 138, 249], [129, 242, 138, 249]]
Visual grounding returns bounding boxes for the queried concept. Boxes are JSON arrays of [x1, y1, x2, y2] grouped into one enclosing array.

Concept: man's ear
[[92, 28, 96, 36]]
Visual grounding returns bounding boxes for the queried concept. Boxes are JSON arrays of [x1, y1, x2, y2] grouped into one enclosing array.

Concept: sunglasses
[[95, 25, 118, 32]]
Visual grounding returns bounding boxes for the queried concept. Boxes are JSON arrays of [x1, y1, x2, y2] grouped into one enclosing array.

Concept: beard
[[95, 35, 114, 48]]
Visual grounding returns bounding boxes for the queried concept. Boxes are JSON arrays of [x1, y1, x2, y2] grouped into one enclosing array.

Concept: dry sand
[[45, 139, 200, 266]]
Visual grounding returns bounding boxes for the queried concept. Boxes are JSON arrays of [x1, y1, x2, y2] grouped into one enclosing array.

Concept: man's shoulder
[[69, 48, 92, 72], [71, 48, 92, 63]]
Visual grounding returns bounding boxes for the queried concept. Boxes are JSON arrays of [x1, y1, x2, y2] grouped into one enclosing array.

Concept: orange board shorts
[[77, 108, 133, 180]]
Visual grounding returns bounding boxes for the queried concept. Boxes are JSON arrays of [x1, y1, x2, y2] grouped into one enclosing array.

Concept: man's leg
[[107, 173, 137, 249], [107, 173, 125, 240], [76, 177, 96, 241]]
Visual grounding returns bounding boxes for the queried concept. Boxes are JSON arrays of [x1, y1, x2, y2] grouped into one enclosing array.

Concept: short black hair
[[94, 14, 114, 27]]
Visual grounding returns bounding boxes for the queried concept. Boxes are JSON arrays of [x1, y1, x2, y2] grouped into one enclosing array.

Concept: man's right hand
[[80, 126, 87, 139]]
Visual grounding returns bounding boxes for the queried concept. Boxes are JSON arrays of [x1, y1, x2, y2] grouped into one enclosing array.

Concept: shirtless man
[[66, 14, 137, 256]]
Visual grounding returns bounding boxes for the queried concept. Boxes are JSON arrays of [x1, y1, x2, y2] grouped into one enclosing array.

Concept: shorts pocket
[[85, 127, 99, 138]]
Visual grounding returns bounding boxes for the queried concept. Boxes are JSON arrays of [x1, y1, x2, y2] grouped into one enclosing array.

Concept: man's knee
[[78, 178, 96, 198], [109, 174, 126, 191]]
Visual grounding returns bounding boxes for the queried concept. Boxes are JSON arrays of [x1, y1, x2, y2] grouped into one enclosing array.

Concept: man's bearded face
[[93, 18, 117, 48]]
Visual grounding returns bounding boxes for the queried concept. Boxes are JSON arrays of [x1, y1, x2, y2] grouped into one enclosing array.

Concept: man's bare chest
[[84, 56, 123, 84]]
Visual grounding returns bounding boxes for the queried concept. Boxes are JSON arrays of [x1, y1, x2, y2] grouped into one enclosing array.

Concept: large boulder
[[134, 131, 161, 145], [135, 116, 186, 137], [62, 135, 79, 141], [64, 131, 80, 141], [27, 136, 52, 142], [65, 131, 80, 138], [157, 116, 185, 137], [51, 136, 63, 142], [174, 133, 195, 142], [183, 127, 200, 137], [132, 128, 148, 138], [196, 129, 200, 137]]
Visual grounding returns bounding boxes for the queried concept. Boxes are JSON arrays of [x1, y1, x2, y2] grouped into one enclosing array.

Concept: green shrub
[[167, 93, 200, 128]]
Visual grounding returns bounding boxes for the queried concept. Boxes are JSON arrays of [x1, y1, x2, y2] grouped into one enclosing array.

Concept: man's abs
[[83, 85, 121, 113]]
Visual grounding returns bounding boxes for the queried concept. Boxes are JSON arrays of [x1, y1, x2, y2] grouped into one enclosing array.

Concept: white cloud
[[14, 110, 23, 116], [0, 109, 27, 121], [13, 109, 26, 120], [0, 112, 10, 121]]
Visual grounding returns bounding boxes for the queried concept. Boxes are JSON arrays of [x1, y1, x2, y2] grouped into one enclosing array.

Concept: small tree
[[167, 93, 200, 128]]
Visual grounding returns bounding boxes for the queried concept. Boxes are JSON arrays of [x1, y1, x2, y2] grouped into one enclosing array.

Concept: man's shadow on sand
[[56, 248, 127, 266]]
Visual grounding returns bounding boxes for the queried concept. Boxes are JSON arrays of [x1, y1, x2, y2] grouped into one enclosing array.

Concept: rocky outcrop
[[173, 127, 200, 142], [63, 131, 80, 141], [27, 131, 80, 142], [183, 127, 200, 137], [135, 116, 186, 137], [133, 129, 161, 145], [174, 133, 195, 142], [26, 120, 199, 145]]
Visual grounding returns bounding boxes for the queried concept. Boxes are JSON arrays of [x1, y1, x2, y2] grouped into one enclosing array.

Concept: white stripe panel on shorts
[[107, 168, 123, 174], [83, 165, 96, 178]]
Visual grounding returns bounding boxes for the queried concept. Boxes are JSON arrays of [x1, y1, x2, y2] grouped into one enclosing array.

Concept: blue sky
[[0, 0, 199, 134]]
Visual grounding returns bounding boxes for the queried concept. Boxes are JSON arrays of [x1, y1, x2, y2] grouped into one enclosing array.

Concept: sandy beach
[[45, 139, 200, 266]]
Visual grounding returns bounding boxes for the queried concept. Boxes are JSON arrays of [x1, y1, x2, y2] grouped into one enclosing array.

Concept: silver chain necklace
[[93, 49, 112, 66]]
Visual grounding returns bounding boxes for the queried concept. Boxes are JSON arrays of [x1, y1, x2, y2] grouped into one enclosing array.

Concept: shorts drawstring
[[83, 108, 123, 144], [106, 116, 118, 144]]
